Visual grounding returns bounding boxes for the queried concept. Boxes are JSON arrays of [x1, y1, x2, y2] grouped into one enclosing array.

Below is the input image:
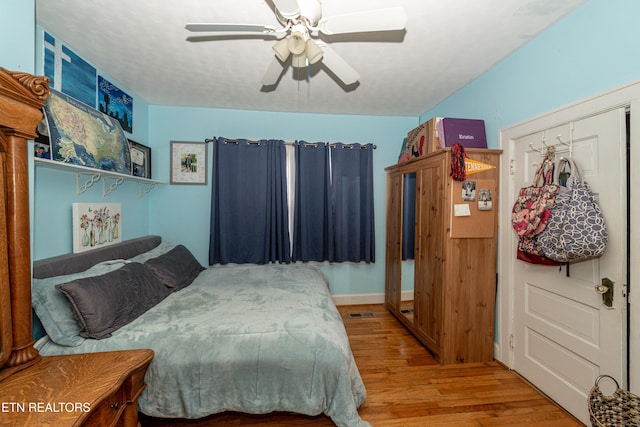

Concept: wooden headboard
[[0, 68, 50, 377]]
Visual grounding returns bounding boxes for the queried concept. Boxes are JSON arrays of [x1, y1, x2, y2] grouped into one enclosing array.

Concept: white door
[[510, 108, 627, 424]]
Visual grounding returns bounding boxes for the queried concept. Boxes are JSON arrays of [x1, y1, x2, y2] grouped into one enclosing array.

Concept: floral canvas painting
[[72, 203, 122, 253]]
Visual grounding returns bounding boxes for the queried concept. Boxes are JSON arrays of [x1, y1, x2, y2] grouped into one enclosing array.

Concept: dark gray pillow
[[144, 244, 205, 291], [55, 262, 171, 339]]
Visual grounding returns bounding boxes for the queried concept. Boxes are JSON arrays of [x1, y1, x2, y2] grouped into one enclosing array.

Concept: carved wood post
[[0, 68, 50, 370]]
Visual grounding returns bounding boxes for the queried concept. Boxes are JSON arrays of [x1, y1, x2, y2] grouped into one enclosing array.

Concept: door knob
[[595, 278, 614, 308]]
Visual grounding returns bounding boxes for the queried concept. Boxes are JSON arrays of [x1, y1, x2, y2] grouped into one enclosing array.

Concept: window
[[209, 138, 375, 265]]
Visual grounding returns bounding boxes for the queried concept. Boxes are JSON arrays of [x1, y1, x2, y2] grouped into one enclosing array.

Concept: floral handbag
[[511, 146, 559, 238], [536, 157, 608, 262]]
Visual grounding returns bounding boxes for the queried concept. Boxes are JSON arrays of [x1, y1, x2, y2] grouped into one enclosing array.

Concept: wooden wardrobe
[[385, 148, 502, 365]]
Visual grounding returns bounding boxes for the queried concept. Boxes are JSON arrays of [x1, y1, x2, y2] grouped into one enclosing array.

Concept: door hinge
[[509, 159, 516, 175], [509, 333, 515, 351]]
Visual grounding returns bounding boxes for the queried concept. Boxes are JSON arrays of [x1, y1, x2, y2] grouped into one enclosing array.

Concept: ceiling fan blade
[[185, 23, 277, 33], [272, 0, 300, 19], [319, 44, 359, 86], [261, 57, 285, 86], [318, 7, 407, 35]]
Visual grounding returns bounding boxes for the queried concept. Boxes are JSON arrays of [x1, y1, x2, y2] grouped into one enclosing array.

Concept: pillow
[[56, 262, 171, 339], [32, 259, 129, 346], [144, 244, 205, 291], [127, 240, 175, 263]]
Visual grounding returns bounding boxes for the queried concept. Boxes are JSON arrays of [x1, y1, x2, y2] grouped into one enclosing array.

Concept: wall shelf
[[34, 158, 165, 198]]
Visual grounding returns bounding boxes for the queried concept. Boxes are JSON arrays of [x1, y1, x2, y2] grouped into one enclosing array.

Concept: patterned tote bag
[[511, 146, 559, 238], [537, 157, 608, 262]]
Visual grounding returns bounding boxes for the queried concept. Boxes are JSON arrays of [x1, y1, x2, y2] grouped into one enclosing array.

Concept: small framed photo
[[34, 118, 52, 159], [128, 139, 151, 179], [170, 140, 208, 185], [461, 180, 476, 201], [478, 189, 493, 211]]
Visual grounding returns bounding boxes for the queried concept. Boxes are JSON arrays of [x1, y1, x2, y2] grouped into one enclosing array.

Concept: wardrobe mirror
[[400, 172, 416, 323]]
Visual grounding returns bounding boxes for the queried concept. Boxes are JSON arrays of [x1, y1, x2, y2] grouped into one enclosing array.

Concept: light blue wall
[[13, 0, 638, 298], [147, 106, 414, 295], [31, 26, 152, 259], [1, 0, 35, 72], [421, 0, 640, 146]]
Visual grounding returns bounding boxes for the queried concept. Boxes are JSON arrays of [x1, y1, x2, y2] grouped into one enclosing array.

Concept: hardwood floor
[[139, 304, 582, 426]]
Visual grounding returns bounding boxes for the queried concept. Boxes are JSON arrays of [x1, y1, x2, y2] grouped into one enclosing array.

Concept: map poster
[[43, 89, 132, 175]]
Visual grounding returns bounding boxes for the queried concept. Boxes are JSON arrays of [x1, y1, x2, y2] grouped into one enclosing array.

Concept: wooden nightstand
[[0, 349, 153, 427]]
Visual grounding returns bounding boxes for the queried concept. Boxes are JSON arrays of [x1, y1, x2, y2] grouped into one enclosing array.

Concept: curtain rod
[[204, 138, 376, 149]]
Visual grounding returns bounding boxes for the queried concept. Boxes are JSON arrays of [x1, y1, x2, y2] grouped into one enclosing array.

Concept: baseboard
[[332, 293, 384, 306], [333, 290, 413, 306]]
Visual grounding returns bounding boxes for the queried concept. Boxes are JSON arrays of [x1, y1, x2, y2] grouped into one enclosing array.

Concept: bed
[[32, 236, 370, 427]]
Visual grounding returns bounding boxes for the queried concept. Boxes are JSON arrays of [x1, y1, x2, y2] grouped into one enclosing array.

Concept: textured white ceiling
[[35, 0, 586, 117]]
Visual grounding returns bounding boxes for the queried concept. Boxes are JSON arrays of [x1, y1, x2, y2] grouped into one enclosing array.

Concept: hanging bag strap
[[532, 146, 556, 186], [552, 156, 586, 195], [554, 156, 584, 184]]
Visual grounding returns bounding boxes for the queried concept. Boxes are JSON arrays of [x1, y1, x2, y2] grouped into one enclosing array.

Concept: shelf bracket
[[37, 158, 164, 198], [76, 172, 102, 196], [137, 182, 156, 198], [103, 176, 125, 197]]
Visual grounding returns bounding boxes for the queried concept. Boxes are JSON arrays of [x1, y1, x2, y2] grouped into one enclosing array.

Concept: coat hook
[[528, 133, 547, 156], [556, 122, 574, 157]]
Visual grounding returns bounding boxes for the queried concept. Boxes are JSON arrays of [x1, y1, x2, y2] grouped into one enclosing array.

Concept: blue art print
[[43, 32, 97, 108], [98, 76, 133, 133]]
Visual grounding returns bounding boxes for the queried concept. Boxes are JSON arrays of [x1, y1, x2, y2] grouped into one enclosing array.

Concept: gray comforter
[[36, 264, 369, 427]]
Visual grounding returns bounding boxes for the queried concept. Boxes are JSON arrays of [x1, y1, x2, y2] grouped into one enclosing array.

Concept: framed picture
[[72, 203, 122, 253], [170, 140, 208, 185], [34, 118, 52, 159], [128, 139, 151, 179]]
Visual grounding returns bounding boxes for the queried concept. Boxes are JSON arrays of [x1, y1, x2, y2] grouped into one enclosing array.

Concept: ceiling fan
[[185, 0, 407, 87]]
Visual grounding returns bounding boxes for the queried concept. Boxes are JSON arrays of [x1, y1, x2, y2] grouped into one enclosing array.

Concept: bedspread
[[36, 264, 369, 427]]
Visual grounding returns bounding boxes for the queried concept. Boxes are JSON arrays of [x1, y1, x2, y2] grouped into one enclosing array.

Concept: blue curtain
[[293, 142, 375, 263], [331, 143, 375, 263], [292, 142, 331, 261], [209, 138, 290, 265]]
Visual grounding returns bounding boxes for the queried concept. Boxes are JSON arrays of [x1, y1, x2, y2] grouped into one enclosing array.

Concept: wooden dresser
[[385, 148, 501, 364], [0, 349, 153, 426]]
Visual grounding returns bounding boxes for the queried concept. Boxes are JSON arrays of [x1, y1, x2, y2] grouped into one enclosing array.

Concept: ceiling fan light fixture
[[287, 31, 307, 55], [305, 39, 323, 64], [272, 38, 291, 62], [291, 53, 307, 68]]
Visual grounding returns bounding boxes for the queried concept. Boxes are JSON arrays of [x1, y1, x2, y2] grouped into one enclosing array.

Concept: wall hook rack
[[529, 132, 548, 156], [556, 122, 575, 157]]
